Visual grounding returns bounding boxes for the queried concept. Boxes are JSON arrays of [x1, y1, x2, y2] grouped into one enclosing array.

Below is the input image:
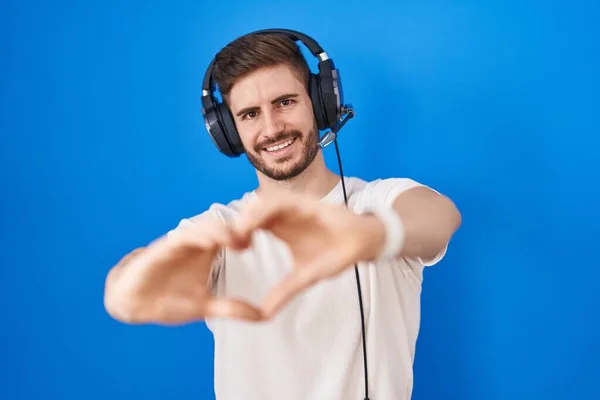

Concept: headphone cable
[[333, 138, 370, 400]]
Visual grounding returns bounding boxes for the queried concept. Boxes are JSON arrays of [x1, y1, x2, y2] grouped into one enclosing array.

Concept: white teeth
[[265, 139, 294, 152]]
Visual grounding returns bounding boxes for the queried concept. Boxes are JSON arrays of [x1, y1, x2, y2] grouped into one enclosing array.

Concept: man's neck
[[255, 156, 340, 200]]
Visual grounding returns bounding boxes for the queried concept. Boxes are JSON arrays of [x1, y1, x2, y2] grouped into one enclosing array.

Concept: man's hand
[[235, 194, 385, 318], [105, 216, 264, 325]]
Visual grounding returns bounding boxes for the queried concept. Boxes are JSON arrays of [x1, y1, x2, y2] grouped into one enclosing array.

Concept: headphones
[[200, 28, 347, 157]]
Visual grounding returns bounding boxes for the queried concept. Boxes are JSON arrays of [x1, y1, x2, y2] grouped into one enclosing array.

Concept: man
[[104, 30, 461, 400]]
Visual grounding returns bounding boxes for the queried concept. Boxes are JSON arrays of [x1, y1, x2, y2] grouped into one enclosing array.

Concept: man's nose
[[262, 110, 285, 137]]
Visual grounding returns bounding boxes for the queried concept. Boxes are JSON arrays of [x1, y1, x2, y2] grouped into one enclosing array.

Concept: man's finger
[[203, 219, 251, 249], [236, 195, 319, 237], [236, 199, 286, 236], [204, 297, 265, 322]]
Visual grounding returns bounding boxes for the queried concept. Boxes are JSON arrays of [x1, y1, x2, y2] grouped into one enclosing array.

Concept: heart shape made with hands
[[225, 193, 384, 320], [141, 193, 384, 324]]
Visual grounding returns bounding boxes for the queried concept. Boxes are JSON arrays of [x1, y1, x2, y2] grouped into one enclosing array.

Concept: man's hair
[[212, 34, 311, 104]]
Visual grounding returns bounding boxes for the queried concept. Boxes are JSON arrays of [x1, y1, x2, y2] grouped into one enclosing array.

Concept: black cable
[[333, 139, 370, 400]]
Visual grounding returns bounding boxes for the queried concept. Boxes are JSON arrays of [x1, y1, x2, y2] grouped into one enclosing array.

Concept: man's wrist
[[357, 214, 387, 261], [358, 205, 406, 262]]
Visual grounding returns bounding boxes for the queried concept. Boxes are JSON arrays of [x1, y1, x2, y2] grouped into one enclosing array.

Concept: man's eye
[[280, 99, 294, 107], [244, 111, 257, 119]]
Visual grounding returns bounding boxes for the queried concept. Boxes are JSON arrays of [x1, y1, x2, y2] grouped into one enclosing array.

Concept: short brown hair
[[212, 34, 311, 104]]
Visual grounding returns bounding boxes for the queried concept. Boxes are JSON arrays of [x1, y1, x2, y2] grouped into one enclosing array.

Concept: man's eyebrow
[[271, 93, 299, 104], [235, 93, 299, 117]]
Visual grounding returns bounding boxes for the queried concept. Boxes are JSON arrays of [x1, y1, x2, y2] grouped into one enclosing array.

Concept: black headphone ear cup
[[309, 74, 328, 131], [316, 66, 342, 130], [217, 103, 245, 156], [204, 107, 236, 156]]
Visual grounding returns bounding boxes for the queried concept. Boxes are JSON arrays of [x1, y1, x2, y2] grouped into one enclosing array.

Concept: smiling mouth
[[263, 137, 297, 153]]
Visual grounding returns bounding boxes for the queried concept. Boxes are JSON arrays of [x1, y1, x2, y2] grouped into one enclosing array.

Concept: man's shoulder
[[349, 176, 425, 195], [172, 190, 255, 230], [209, 192, 255, 219], [347, 176, 428, 208]]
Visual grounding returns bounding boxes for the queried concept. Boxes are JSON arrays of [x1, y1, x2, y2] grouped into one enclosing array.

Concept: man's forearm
[[392, 186, 461, 262], [359, 186, 461, 263]]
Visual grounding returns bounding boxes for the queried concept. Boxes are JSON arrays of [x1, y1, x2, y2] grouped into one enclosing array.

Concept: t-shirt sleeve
[[362, 178, 448, 267], [167, 209, 225, 289]]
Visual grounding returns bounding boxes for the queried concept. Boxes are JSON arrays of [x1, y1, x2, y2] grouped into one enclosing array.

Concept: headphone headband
[[202, 29, 328, 95], [201, 28, 345, 157]]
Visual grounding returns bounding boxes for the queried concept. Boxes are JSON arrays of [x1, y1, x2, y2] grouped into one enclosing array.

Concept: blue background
[[1, 0, 599, 399]]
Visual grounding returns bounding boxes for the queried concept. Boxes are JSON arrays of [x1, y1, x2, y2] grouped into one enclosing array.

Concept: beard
[[245, 126, 320, 181]]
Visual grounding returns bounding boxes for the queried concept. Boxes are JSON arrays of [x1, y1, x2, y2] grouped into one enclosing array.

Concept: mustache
[[254, 130, 302, 152]]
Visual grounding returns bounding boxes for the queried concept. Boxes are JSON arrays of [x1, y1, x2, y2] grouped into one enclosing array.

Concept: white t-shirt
[[172, 177, 447, 400]]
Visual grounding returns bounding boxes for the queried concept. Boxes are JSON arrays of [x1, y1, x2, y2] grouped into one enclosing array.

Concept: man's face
[[227, 64, 319, 181]]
